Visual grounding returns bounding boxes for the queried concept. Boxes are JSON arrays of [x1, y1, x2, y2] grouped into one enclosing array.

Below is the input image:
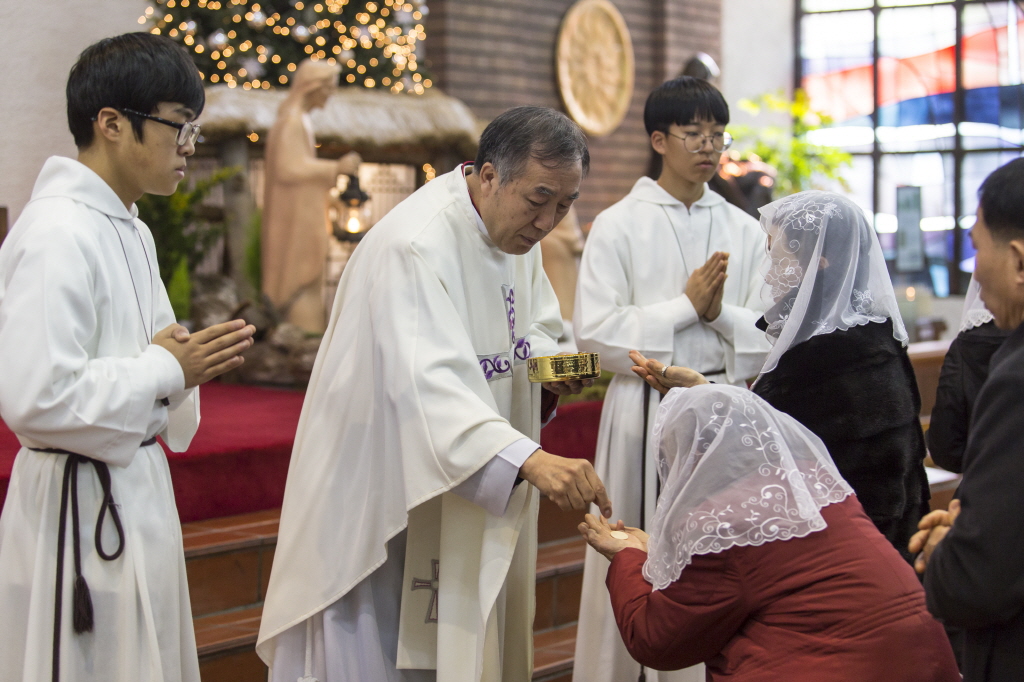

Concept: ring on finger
[[660, 365, 668, 378]]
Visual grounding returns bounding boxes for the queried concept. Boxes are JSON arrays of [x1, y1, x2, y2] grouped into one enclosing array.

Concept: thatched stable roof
[[198, 85, 480, 162]]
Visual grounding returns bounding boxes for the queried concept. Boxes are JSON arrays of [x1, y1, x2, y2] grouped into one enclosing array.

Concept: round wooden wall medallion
[[556, 0, 635, 137]]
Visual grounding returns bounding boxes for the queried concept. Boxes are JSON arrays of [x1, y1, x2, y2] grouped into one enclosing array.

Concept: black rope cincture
[[68, 456, 94, 635], [638, 384, 652, 682], [37, 440, 148, 682]]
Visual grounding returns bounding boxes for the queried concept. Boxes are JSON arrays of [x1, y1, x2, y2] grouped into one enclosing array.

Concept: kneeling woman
[[579, 384, 959, 681]]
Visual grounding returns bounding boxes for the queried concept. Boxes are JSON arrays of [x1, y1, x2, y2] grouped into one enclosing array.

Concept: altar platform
[[0, 382, 603, 520]]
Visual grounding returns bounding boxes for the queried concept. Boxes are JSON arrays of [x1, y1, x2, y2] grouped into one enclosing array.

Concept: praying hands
[[155, 319, 256, 388], [628, 350, 710, 395], [684, 251, 728, 321]]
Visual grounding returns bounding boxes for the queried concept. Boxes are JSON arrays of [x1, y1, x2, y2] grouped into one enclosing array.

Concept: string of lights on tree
[[140, 0, 432, 93]]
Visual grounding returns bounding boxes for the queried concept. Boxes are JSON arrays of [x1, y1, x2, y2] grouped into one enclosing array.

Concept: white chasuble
[[572, 178, 771, 682], [257, 167, 561, 682], [0, 157, 200, 682]]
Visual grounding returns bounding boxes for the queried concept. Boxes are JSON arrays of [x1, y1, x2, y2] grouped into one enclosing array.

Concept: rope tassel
[[42, 446, 132, 682], [72, 575, 93, 634]]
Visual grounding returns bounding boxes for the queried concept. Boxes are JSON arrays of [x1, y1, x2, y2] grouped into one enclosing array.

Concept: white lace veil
[[960, 275, 994, 332], [756, 190, 908, 376], [643, 384, 854, 591]]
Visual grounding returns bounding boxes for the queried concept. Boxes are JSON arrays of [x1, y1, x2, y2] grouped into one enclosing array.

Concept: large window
[[797, 0, 1024, 295]]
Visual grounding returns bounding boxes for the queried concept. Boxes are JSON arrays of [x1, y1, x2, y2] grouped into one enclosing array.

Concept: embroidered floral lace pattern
[[643, 387, 853, 590], [765, 257, 804, 302], [775, 197, 841, 235]]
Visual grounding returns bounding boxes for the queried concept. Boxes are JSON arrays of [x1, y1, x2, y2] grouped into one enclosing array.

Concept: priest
[[257, 106, 611, 682]]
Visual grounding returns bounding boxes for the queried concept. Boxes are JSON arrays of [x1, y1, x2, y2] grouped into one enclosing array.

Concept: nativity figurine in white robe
[[262, 59, 361, 334]]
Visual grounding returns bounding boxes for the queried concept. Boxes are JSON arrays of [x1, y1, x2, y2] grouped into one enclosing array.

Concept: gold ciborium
[[526, 353, 601, 383]]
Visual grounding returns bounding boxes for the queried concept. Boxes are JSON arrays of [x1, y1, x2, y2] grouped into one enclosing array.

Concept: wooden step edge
[[194, 605, 263, 659], [532, 624, 577, 679], [194, 607, 579, 679], [182, 511, 280, 559], [536, 537, 586, 580], [184, 534, 277, 560]]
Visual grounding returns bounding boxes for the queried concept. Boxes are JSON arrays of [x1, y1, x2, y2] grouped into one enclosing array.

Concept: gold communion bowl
[[527, 353, 601, 383]]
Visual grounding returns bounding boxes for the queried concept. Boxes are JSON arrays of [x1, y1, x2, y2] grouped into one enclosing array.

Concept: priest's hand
[[155, 319, 256, 389], [629, 350, 709, 395], [542, 352, 595, 395], [685, 251, 728, 317], [542, 378, 594, 395], [909, 499, 961, 574], [520, 449, 612, 518], [578, 514, 647, 561]]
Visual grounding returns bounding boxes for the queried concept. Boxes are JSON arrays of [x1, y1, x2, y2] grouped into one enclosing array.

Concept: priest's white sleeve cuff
[[450, 438, 539, 516]]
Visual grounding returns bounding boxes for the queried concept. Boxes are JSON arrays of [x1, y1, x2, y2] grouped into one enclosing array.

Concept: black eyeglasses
[[118, 108, 201, 147]]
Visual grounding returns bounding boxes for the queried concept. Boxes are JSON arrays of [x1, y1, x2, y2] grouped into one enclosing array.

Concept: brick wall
[[423, 0, 723, 224]]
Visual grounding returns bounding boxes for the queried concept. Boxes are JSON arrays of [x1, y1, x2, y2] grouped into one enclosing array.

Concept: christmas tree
[[139, 0, 431, 93]]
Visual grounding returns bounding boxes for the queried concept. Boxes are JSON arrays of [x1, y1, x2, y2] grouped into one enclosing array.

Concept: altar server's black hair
[[978, 158, 1024, 241], [644, 76, 729, 136], [475, 106, 590, 185], [67, 32, 205, 148]]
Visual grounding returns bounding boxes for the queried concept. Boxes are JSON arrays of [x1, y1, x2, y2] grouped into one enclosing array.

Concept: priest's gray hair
[[474, 106, 590, 185]]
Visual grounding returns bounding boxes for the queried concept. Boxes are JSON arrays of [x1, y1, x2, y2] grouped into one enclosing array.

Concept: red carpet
[[0, 384, 601, 523], [0, 383, 306, 523], [541, 400, 602, 465]]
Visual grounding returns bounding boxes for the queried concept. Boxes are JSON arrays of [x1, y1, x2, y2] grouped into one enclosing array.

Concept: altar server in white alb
[[0, 34, 255, 682], [258, 106, 612, 682], [573, 77, 772, 682]]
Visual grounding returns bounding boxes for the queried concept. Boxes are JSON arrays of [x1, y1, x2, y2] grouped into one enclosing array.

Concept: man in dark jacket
[[913, 157, 1024, 682]]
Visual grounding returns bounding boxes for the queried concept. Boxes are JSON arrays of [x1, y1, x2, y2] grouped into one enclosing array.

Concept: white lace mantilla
[[756, 190, 908, 377], [643, 385, 853, 590]]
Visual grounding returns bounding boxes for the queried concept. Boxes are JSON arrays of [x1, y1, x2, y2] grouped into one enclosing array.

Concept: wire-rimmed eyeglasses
[[119, 108, 201, 147], [667, 130, 733, 154]]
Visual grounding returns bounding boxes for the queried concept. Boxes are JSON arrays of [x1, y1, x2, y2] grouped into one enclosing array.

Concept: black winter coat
[[751, 319, 930, 563], [925, 320, 1024, 682], [926, 320, 1010, 474]]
